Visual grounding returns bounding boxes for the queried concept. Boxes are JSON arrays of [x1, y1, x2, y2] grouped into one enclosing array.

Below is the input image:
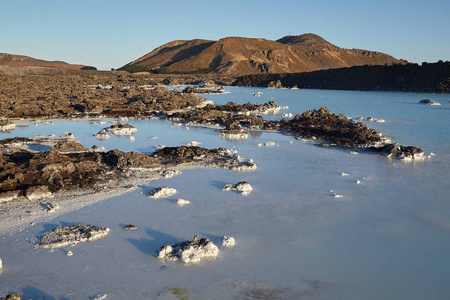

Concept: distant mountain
[[0, 53, 96, 70], [120, 33, 405, 75]]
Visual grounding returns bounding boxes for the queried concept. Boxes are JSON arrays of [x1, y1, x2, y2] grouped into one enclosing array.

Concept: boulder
[[158, 235, 219, 263]]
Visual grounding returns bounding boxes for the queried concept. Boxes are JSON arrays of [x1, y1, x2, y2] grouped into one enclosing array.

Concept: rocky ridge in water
[[0, 140, 256, 203]]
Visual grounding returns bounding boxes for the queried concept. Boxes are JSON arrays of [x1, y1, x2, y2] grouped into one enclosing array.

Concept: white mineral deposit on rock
[[147, 186, 177, 199], [258, 141, 276, 147], [187, 141, 201, 146], [158, 235, 219, 264], [39, 224, 110, 248], [223, 182, 253, 196], [177, 199, 191, 207], [66, 250, 73, 256], [128, 136, 135, 142], [95, 130, 110, 140], [222, 236, 236, 247], [25, 185, 52, 201], [153, 144, 166, 150]]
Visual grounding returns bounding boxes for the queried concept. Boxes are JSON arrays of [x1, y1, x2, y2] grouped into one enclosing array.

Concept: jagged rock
[[147, 186, 177, 199], [419, 99, 441, 105], [39, 224, 110, 248], [377, 143, 426, 160], [51, 140, 87, 154], [106, 122, 137, 135], [222, 236, 236, 247], [232, 159, 257, 172], [158, 235, 219, 263], [279, 106, 384, 147], [103, 149, 160, 169], [25, 185, 52, 201], [95, 129, 110, 140], [223, 181, 253, 196], [124, 224, 138, 231]]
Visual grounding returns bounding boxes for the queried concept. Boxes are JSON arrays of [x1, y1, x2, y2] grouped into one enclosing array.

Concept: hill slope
[[120, 33, 404, 75], [0, 53, 96, 70]]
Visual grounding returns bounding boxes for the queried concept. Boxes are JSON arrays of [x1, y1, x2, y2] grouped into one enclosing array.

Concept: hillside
[[233, 61, 450, 93], [0, 53, 96, 71], [120, 33, 405, 75]]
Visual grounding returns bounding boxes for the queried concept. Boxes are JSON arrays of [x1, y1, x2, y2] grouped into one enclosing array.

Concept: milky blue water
[[1, 88, 449, 299]]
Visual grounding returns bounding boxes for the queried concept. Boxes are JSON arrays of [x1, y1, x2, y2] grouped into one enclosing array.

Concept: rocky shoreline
[[0, 74, 430, 207]]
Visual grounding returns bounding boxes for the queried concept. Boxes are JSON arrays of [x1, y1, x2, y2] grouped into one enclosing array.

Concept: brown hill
[[120, 33, 405, 75], [0, 53, 96, 70]]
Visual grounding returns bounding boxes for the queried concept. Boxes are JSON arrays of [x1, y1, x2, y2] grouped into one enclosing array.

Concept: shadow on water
[[126, 228, 183, 256], [22, 285, 70, 300], [210, 180, 228, 189]]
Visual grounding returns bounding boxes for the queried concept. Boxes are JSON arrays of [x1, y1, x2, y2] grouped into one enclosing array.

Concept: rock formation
[[158, 235, 220, 263], [38, 224, 110, 248]]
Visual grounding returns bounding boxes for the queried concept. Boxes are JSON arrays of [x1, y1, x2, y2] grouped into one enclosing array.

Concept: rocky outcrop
[[38, 224, 110, 248], [278, 106, 385, 147], [0, 139, 254, 201], [0, 74, 205, 119], [51, 140, 88, 154], [158, 235, 219, 263], [106, 122, 137, 136], [370, 143, 427, 160], [147, 186, 177, 199]]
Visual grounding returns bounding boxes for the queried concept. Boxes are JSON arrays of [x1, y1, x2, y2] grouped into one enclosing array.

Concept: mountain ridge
[[120, 33, 405, 75]]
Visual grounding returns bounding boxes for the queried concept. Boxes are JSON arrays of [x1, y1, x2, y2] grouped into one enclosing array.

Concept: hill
[[120, 33, 404, 75], [233, 61, 450, 93], [0, 53, 96, 72]]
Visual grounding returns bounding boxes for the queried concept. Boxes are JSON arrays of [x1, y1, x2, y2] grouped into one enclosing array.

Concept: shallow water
[[1, 88, 450, 299]]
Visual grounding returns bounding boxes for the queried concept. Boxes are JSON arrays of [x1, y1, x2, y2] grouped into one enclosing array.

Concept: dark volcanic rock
[[280, 106, 384, 147], [51, 140, 88, 153]]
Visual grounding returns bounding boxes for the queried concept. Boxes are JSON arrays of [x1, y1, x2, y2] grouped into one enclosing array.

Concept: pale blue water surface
[[0, 88, 449, 299]]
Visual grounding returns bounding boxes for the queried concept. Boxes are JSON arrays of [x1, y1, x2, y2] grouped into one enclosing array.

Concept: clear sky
[[1, 0, 449, 70]]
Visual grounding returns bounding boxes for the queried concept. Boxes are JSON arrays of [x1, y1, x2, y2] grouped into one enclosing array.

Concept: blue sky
[[1, 0, 449, 70]]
